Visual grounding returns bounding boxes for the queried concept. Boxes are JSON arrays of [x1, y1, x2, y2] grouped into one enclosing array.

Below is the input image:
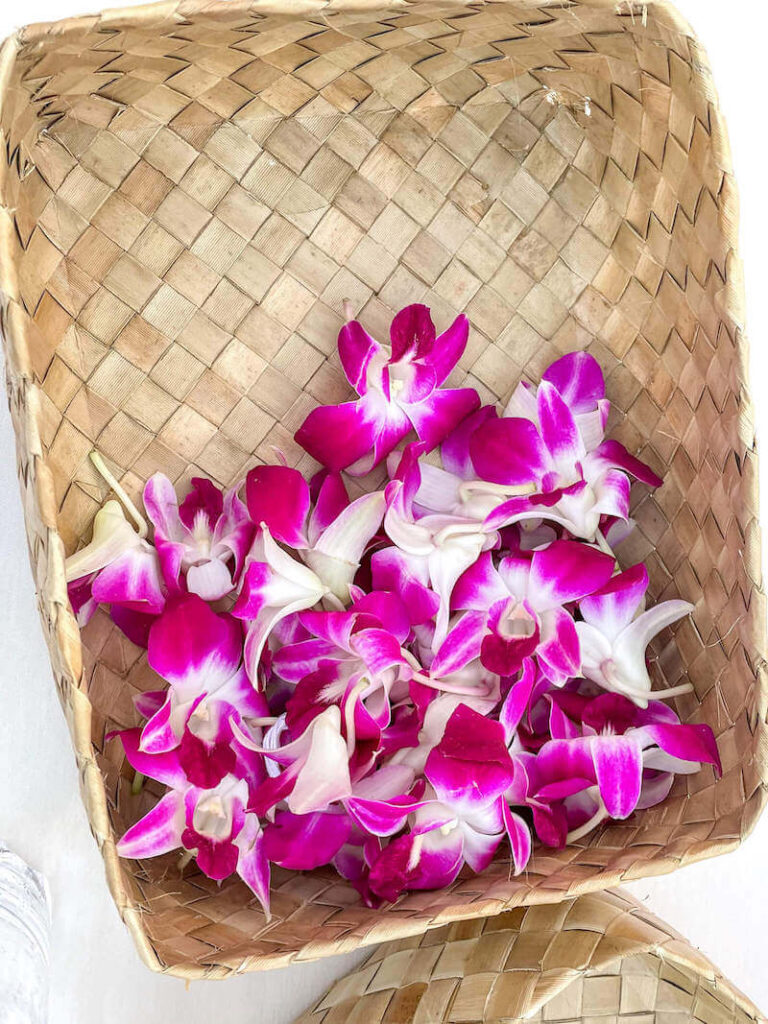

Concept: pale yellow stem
[[90, 450, 148, 538]]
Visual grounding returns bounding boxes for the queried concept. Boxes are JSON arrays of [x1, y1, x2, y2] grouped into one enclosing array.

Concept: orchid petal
[[596, 439, 662, 487], [186, 557, 234, 602], [236, 814, 271, 918], [501, 802, 532, 874], [404, 388, 480, 452], [119, 728, 185, 787], [461, 824, 503, 873], [92, 545, 166, 615], [263, 810, 351, 870], [143, 473, 184, 541], [246, 465, 310, 548], [612, 600, 694, 693], [338, 320, 381, 394], [389, 303, 435, 362], [426, 705, 514, 810], [370, 547, 440, 626], [538, 381, 585, 466], [592, 734, 643, 818], [580, 564, 649, 640], [117, 791, 183, 859], [469, 417, 549, 486], [65, 501, 142, 582], [428, 314, 470, 386], [308, 472, 349, 545], [641, 723, 721, 776], [430, 610, 486, 678], [306, 491, 385, 602], [452, 551, 507, 611], [295, 400, 381, 473], [148, 596, 241, 694], [542, 351, 605, 410], [441, 405, 498, 479], [528, 540, 614, 611], [499, 659, 537, 742], [537, 607, 581, 684]]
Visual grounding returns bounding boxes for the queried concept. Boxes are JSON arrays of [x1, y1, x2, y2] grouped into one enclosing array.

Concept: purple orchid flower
[[138, 597, 268, 792], [236, 705, 353, 817], [295, 304, 479, 476], [430, 542, 615, 686], [143, 474, 253, 602], [270, 599, 413, 758], [384, 444, 499, 645], [515, 692, 720, 845], [504, 352, 610, 454], [367, 706, 529, 901], [65, 500, 165, 623], [245, 464, 385, 603], [406, 353, 660, 542], [576, 564, 695, 706], [116, 743, 270, 916], [233, 466, 386, 683]]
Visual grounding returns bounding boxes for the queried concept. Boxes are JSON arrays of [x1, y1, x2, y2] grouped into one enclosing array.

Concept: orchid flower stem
[[458, 480, 536, 502], [594, 528, 616, 561], [178, 850, 194, 872], [90, 450, 148, 539], [344, 679, 369, 757], [131, 771, 145, 795], [401, 650, 494, 697], [651, 682, 694, 699], [566, 802, 608, 844], [612, 679, 694, 703]]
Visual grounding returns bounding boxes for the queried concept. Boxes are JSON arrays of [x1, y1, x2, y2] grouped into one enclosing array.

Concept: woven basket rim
[[8, 0, 699, 49], [0, 0, 766, 980]]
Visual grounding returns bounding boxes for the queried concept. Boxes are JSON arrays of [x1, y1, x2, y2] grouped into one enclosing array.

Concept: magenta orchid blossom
[[575, 564, 695, 706], [116, 738, 270, 915], [295, 304, 479, 476], [68, 305, 716, 913], [432, 542, 615, 686], [65, 500, 165, 624], [233, 466, 385, 682], [143, 474, 252, 601], [407, 353, 660, 543]]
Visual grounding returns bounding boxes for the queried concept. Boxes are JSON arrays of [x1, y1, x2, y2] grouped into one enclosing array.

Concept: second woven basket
[[296, 889, 765, 1024]]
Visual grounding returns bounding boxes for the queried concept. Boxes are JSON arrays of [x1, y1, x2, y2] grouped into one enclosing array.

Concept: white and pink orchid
[[296, 304, 479, 476], [576, 564, 695, 706], [65, 304, 718, 912], [65, 500, 165, 624], [144, 474, 252, 601]]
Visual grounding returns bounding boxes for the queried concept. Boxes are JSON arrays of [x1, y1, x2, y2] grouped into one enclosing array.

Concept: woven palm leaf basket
[[0, 0, 765, 979], [295, 889, 766, 1024]]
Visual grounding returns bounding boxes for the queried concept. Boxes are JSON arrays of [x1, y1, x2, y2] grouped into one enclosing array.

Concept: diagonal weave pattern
[[295, 889, 766, 1024], [0, 0, 766, 979]]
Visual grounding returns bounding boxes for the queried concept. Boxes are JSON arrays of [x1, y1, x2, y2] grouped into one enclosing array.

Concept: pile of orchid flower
[[66, 304, 720, 917]]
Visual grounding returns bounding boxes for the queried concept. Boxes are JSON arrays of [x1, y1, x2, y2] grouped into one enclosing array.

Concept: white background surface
[[1, 1, 767, 1021]]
